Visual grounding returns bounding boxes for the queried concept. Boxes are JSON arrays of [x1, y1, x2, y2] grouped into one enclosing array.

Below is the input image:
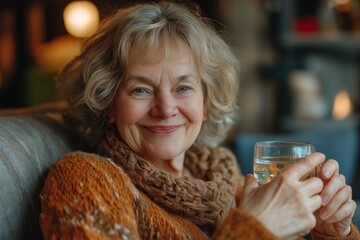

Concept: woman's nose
[[150, 94, 178, 118]]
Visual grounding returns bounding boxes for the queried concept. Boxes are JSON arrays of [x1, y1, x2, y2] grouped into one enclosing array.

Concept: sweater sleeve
[[212, 208, 279, 240], [311, 224, 360, 240], [40, 151, 141, 240]]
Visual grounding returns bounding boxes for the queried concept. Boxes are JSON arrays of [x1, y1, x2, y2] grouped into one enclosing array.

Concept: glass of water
[[253, 141, 316, 185]]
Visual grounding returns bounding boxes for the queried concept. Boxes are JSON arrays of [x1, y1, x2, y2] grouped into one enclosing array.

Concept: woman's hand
[[313, 159, 357, 237], [238, 153, 325, 239]]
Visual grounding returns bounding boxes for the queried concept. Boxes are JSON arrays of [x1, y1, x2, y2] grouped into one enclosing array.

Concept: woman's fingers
[[302, 176, 323, 196], [324, 199, 356, 223], [300, 177, 323, 211], [312, 158, 355, 237], [308, 194, 323, 213], [320, 174, 346, 206], [283, 152, 325, 180], [242, 174, 259, 195], [320, 159, 339, 180], [319, 184, 353, 221]]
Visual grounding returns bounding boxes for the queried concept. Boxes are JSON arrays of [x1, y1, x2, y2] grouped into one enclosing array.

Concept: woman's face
[[109, 41, 205, 165]]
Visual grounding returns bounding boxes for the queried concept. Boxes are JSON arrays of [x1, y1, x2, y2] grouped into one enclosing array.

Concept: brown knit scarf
[[97, 126, 239, 232]]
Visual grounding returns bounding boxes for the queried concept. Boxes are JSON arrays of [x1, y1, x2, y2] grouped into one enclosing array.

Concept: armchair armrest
[[0, 108, 83, 239]]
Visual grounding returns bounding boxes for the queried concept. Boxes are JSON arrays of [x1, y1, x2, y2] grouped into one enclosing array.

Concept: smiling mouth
[[143, 125, 182, 134]]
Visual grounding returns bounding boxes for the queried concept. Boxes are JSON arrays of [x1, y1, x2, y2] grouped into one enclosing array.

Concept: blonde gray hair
[[57, 1, 240, 147]]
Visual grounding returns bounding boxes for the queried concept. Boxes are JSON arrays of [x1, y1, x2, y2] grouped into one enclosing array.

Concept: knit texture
[[40, 152, 275, 239], [40, 151, 360, 239], [97, 125, 239, 232], [311, 225, 360, 240]]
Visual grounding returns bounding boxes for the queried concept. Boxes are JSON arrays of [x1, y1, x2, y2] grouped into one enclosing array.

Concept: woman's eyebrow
[[126, 75, 152, 82], [127, 73, 198, 82], [176, 73, 197, 81]]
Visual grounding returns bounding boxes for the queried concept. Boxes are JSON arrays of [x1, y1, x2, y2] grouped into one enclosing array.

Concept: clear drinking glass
[[253, 141, 316, 185]]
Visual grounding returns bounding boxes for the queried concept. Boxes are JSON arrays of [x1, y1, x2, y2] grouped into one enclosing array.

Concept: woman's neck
[[147, 157, 185, 176]]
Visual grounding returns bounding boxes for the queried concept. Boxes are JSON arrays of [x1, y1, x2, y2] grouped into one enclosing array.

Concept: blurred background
[[0, 0, 359, 194]]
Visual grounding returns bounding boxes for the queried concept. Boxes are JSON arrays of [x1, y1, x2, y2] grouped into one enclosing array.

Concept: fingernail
[[323, 169, 331, 179], [322, 195, 329, 205]]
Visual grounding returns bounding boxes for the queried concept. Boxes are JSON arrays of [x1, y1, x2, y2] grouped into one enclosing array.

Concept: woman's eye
[[131, 87, 150, 94], [178, 86, 193, 92]]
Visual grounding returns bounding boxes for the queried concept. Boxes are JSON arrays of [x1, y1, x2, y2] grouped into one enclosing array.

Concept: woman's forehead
[[129, 39, 193, 62]]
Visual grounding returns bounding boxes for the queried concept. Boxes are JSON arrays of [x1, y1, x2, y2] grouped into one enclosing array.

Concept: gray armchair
[[0, 102, 84, 239]]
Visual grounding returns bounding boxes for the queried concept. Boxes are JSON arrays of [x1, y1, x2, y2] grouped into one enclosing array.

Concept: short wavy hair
[[57, 1, 240, 147]]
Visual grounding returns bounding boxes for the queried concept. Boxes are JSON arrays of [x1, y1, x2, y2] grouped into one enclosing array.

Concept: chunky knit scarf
[[97, 126, 239, 232]]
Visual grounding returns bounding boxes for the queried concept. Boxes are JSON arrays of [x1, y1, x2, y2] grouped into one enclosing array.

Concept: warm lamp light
[[332, 0, 350, 4], [63, 1, 99, 38], [332, 90, 353, 120], [331, 0, 352, 11]]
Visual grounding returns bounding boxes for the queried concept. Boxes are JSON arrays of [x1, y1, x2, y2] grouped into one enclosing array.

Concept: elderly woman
[[40, 1, 358, 239]]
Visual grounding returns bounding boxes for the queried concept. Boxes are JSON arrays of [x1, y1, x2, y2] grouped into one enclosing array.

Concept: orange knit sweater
[[40, 152, 360, 239]]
